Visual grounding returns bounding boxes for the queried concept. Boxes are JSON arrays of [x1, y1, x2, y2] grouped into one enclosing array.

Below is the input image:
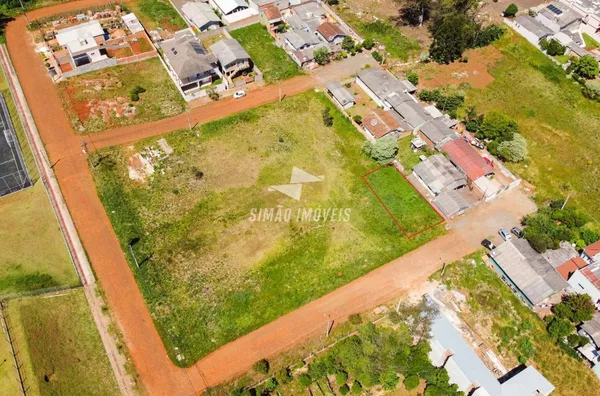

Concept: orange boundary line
[[362, 163, 445, 239]]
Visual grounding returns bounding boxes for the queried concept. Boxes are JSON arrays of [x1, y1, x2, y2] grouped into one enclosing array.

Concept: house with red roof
[[441, 139, 495, 182], [556, 240, 600, 310]]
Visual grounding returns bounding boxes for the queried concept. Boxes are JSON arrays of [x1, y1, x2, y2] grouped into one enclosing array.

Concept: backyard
[[0, 73, 79, 296], [125, 0, 186, 31], [230, 24, 300, 84], [364, 165, 443, 236], [463, 30, 600, 225], [57, 58, 185, 133], [93, 91, 445, 366], [5, 290, 120, 396], [430, 253, 600, 396]]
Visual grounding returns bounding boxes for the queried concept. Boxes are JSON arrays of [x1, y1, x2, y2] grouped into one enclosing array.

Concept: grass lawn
[[0, 72, 79, 297], [430, 253, 600, 395], [554, 55, 570, 65], [57, 58, 185, 133], [364, 165, 442, 235], [230, 24, 300, 84], [6, 289, 120, 396], [396, 136, 423, 172], [126, 0, 186, 31], [464, 30, 600, 224], [0, 322, 19, 396], [582, 32, 600, 49], [93, 91, 445, 366]]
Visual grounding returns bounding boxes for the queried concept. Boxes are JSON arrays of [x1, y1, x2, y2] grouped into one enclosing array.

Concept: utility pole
[[325, 314, 333, 337], [80, 141, 95, 169], [561, 193, 571, 210], [279, 81, 282, 102]]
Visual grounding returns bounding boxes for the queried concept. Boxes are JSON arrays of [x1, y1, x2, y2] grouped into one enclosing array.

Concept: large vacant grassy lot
[[58, 58, 185, 133], [465, 31, 600, 224], [0, 73, 79, 297], [230, 24, 300, 84], [365, 165, 442, 235], [93, 91, 444, 365], [6, 290, 119, 396], [431, 254, 600, 395]]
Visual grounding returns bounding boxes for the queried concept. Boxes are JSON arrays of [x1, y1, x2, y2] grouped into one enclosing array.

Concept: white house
[[55, 20, 107, 67], [209, 0, 258, 24], [182, 2, 221, 32]]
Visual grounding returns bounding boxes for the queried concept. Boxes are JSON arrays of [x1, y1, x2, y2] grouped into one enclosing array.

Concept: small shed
[[326, 82, 355, 109]]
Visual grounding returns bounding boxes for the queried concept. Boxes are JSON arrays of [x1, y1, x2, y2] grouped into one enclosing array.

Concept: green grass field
[[58, 58, 185, 134], [396, 136, 424, 171], [0, 72, 79, 297], [230, 24, 300, 84], [583, 32, 599, 49], [365, 166, 442, 235], [5, 290, 119, 396], [464, 31, 600, 224], [431, 253, 600, 395], [93, 91, 444, 366], [126, 0, 186, 31]]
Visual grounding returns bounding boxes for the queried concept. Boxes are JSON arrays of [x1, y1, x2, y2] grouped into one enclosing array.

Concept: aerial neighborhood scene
[[3, 0, 600, 394]]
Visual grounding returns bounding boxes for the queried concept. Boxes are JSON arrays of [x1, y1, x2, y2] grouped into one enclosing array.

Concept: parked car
[[511, 227, 523, 238], [499, 228, 512, 241], [482, 239, 496, 250], [233, 90, 246, 99], [470, 138, 485, 150]]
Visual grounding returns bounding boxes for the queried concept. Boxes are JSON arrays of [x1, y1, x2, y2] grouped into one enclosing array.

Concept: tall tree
[[398, 0, 432, 26], [429, 13, 477, 63]]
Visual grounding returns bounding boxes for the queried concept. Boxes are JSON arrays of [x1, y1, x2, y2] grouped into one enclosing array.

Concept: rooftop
[[585, 240, 600, 259], [538, 2, 584, 28], [159, 30, 217, 81], [491, 239, 568, 305], [121, 13, 144, 34], [442, 139, 494, 181], [357, 68, 409, 103], [413, 154, 467, 194], [325, 82, 355, 107], [181, 2, 221, 29], [362, 109, 402, 139], [432, 189, 471, 218], [582, 313, 600, 347], [209, 38, 250, 67], [542, 241, 579, 269], [556, 256, 587, 280], [515, 15, 553, 39], [56, 20, 105, 53], [263, 4, 283, 21], [213, 0, 248, 14], [316, 22, 345, 42], [283, 29, 317, 49], [418, 118, 457, 146], [293, 2, 326, 20]]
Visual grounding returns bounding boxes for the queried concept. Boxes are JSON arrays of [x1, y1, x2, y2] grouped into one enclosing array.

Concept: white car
[[233, 90, 246, 99], [499, 228, 512, 241]]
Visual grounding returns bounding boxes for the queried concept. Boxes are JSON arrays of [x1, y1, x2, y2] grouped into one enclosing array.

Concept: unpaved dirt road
[[6, 1, 537, 394]]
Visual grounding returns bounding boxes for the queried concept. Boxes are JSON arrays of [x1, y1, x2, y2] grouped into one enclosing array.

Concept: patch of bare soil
[[88, 97, 136, 121]]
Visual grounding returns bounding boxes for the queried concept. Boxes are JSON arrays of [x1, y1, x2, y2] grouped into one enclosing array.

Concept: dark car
[[511, 227, 523, 238], [482, 239, 496, 250]]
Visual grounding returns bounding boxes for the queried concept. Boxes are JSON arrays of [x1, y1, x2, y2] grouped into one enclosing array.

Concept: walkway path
[[6, 1, 536, 395]]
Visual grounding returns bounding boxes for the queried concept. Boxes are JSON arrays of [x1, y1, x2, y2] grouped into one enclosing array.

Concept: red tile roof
[[316, 22, 345, 42], [585, 240, 600, 258], [263, 5, 283, 22], [556, 257, 587, 280], [582, 265, 600, 289], [442, 139, 495, 181], [362, 109, 401, 139]]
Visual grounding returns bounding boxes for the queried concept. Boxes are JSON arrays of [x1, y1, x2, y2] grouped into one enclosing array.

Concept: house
[[413, 154, 467, 195], [555, 240, 600, 309], [293, 2, 326, 21], [512, 15, 553, 47], [536, 2, 584, 33], [262, 4, 284, 29], [362, 109, 407, 140], [283, 29, 315, 51], [567, 42, 591, 57], [209, 0, 258, 24], [356, 68, 415, 109], [249, 0, 292, 10], [181, 2, 221, 32], [122, 13, 144, 34], [290, 43, 328, 67], [442, 139, 494, 182], [489, 239, 568, 307], [432, 190, 471, 218], [55, 20, 107, 67], [429, 299, 555, 395], [316, 22, 346, 44], [399, 79, 417, 94], [417, 118, 458, 148], [561, 0, 600, 30], [325, 82, 354, 109], [582, 240, 600, 264], [578, 313, 600, 377], [159, 30, 219, 92], [210, 39, 251, 78], [543, 241, 579, 269]]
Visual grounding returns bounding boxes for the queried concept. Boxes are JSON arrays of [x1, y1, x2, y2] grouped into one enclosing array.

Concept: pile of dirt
[[88, 98, 136, 121]]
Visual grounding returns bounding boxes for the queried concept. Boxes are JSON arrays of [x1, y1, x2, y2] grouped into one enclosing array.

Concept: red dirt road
[[6, 2, 536, 395]]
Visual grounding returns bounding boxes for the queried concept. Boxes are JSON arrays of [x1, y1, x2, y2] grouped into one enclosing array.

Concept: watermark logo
[[267, 167, 324, 201]]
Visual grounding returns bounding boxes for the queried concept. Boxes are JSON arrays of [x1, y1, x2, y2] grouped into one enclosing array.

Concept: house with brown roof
[[316, 22, 346, 44], [362, 109, 409, 140], [262, 4, 283, 29]]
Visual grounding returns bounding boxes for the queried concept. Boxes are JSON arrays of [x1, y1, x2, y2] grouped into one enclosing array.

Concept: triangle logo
[[290, 167, 325, 184], [268, 184, 303, 201]]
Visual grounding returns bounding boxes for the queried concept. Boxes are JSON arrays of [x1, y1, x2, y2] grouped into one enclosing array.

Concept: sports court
[[0, 95, 31, 197]]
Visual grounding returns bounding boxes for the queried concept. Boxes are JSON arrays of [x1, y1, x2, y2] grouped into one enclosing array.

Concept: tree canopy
[[569, 55, 599, 79], [476, 111, 518, 142], [363, 136, 398, 164], [498, 133, 528, 162], [504, 4, 518, 17]]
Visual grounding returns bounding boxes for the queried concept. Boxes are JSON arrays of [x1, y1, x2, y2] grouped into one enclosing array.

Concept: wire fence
[[0, 302, 28, 396]]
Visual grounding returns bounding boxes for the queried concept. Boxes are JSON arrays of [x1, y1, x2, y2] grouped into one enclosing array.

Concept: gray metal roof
[[414, 154, 466, 194], [283, 29, 314, 49], [326, 82, 354, 107], [159, 31, 217, 81], [429, 302, 555, 395], [209, 39, 250, 67], [399, 79, 417, 93], [516, 15, 553, 39], [182, 2, 220, 30], [418, 118, 457, 145], [582, 313, 600, 347], [394, 101, 429, 128], [432, 189, 470, 218], [542, 241, 579, 269], [357, 68, 407, 102], [294, 2, 326, 20], [286, 14, 304, 30], [491, 239, 568, 305], [568, 42, 591, 56], [539, 3, 584, 29]]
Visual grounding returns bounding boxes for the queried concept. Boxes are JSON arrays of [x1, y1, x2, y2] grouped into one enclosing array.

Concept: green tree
[[372, 50, 383, 63], [275, 368, 292, 385], [297, 373, 312, 388], [547, 316, 575, 339], [379, 370, 400, 390], [429, 13, 477, 63], [403, 375, 420, 391], [129, 85, 147, 101], [477, 111, 518, 142], [498, 133, 528, 162], [362, 136, 398, 164], [504, 4, 518, 17], [546, 40, 566, 56], [563, 293, 595, 323], [362, 37, 375, 50], [314, 47, 330, 65], [253, 359, 270, 374], [336, 370, 349, 384], [569, 55, 599, 79], [342, 36, 355, 52], [264, 378, 277, 392], [582, 80, 600, 101], [407, 72, 419, 86], [351, 380, 362, 395], [339, 384, 350, 395], [322, 109, 334, 127]]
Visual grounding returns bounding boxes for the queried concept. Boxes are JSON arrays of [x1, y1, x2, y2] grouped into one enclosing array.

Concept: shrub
[[498, 133, 528, 162], [253, 359, 270, 374], [336, 370, 349, 384], [348, 313, 363, 325], [342, 36, 355, 52], [297, 373, 312, 388], [568, 54, 599, 79], [567, 334, 589, 348], [327, 0, 339, 4], [351, 380, 362, 394], [372, 50, 383, 63], [339, 384, 350, 395], [264, 378, 277, 392], [129, 85, 146, 101], [545, 39, 566, 56], [314, 47, 330, 65], [362, 37, 375, 50], [504, 4, 518, 17], [379, 370, 399, 390], [388, 311, 402, 324], [353, 115, 363, 124], [403, 375, 420, 391], [322, 109, 334, 127], [547, 316, 574, 339], [407, 71, 419, 86], [473, 24, 505, 48], [362, 136, 398, 164], [275, 368, 292, 385], [207, 86, 219, 101], [582, 80, 600, 101]]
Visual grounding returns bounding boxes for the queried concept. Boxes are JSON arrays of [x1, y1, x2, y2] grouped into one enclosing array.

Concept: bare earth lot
[[93, 91, 445, 366]]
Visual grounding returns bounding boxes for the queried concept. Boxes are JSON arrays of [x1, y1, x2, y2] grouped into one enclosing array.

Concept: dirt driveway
[[6, 1, 536, 394]]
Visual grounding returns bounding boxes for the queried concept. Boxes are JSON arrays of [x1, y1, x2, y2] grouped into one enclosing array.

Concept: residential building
[[249, 0, 293, 10], [417, 118, 457, 148], [554, 240, 600, 309], [283, 29, 316, 51], [325, 82, 354, 109], [316, 22, 346, 44], [413, 154, 467, 195], [561, 0, 600, 30], [209, 0, 258, 24], [512, 15, 553, 47], [261, 4, 284, 29], [55, 20, 107, 67], [293, 2, 326, 21], [582, 240, 600, 264], [122, 13, 144, 34], [536, 2, 584, 33], [290, 43, 328, 67], [579, 313, 600, 377], [361, 109, 407, 140], [543, 241, 579, 269], [181, 2, 221, 32], [356, 67, 414, 108], [432, 190, 471, 219], [442, 139, 495, 182], [429, 299, 555, 395], [489, 239, 568, 307], [159, 30, 219, 93], [210, 39, 251, 78]]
